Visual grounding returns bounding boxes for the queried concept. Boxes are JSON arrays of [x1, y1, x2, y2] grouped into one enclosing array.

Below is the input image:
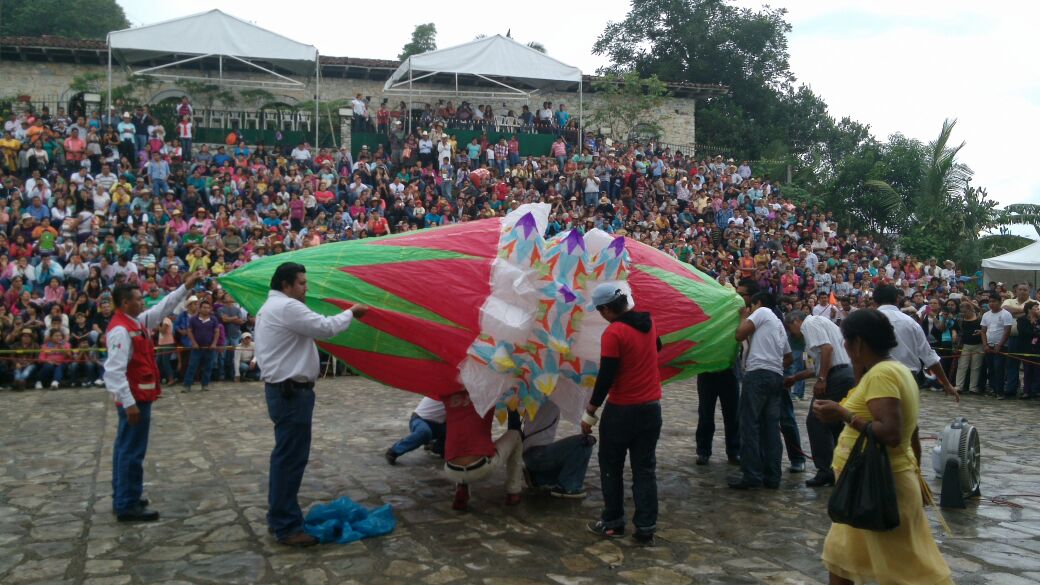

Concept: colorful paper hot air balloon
[[219, 204, 743, 423]]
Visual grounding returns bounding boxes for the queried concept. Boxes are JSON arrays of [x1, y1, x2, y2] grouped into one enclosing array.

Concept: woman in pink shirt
[[38, 329, 72, 389], [42, 277, 66, 307], [188, 208, 214, 233], [288, 193, 306, 230], [781, 267, 801, 296]]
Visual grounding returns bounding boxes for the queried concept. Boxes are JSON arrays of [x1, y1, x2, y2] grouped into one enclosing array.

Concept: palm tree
[[996, 203, 1040, 238], [917, 118, 972, 232]]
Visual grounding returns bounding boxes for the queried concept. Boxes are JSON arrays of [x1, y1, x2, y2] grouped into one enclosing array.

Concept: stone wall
[[0, 60, 695, 146]]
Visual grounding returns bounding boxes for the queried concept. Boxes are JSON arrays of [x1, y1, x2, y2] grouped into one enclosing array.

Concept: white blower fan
[[930, 417, 981, 508]]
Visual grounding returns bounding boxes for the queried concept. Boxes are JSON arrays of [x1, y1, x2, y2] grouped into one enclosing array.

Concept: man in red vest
[[104, 270, 204, 522]]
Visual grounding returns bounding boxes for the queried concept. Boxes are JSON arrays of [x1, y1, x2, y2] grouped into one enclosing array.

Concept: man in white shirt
[[731, 291, 792, 490], [254, 262, 368, 546], [351, 94, 368, 131], [981, 295, 1014, 398], [103, 270, 203, 522], [385, 397, 447, 464], [521, 400, 595, 498], [290, 143, 312, 164], [24, 170, 49, 202], [784, 312, 855, 487], [873, 285, 958, 400]]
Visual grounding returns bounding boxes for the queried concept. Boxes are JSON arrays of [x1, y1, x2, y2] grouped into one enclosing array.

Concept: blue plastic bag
[[303, 497, 396, 544]]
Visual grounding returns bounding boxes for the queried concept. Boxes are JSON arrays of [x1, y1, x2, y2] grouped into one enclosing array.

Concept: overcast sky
[[119, 0, 1038, 230]]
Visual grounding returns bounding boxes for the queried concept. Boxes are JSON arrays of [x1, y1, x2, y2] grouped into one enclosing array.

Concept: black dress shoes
[[117, 504, 160, 522], [727, 477, 762, 490], [805, 470, 836, 487], [695, 454, 710, 465]]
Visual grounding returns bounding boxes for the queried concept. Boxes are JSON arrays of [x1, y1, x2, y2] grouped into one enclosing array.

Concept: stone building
[[0, 35, 726, 153]]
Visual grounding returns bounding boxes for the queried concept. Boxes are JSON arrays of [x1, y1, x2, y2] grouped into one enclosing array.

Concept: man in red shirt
[[581, 282, 662, 545], [442, 391, 523, 511]]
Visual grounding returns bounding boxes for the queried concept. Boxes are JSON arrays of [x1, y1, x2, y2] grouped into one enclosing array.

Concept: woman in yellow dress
[[812, 309, 952, 585]]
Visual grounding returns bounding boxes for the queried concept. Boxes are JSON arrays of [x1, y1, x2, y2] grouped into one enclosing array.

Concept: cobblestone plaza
[[1, 378, 1039, 585]]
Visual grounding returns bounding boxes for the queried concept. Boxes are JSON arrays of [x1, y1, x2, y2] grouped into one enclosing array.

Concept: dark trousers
[[221, 334, 241, 380], [177, 347, 190, 378], [1024, 362, 1040, 397], [738, 370, 784, 486], [265, 383, 315, 539], [779, 390, 806, 465], [984, 349, 1005, 393], [183, 348, 214, 388], [695, 369, 740, 459], [112, 401, 152, 513], [1005, 336, 1022, 396], [157, 346, 176, 382], [598, 401, 661, 534], [39, 363, 64, 385], [806, 365, 856, 471], [524, 435, 595, 492]]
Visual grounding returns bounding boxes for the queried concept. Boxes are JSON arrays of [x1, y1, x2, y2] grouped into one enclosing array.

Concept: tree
[[587, 73, 669, 142], [1, 0, 129, 39], [399, 23, 437, 60], [996, 204, 1040, 238], [594, 0, 797, 157], [527, 41, 547, 53]]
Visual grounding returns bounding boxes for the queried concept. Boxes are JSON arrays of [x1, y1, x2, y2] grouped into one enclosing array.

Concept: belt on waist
[[446, 457, 490, 472], [271, 380, 314, 390]]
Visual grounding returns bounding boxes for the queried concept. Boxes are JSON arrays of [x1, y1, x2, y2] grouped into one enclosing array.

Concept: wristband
[[581, 411, 599, 427]]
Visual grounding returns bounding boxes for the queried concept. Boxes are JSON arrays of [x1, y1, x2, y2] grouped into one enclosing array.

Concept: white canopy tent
[[107, 10, 320, 144], [384, 35, 583, 134], [982, 240, 1040, 288]]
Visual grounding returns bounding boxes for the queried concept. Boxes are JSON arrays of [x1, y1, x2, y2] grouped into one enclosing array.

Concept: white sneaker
[[34, 382, 43, 389], [94, 379, 105, 387], [50, 381, 60, 389]]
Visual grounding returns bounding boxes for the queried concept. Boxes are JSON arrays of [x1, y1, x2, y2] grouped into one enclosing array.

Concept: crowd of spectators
[[0, 95, 1037, 396]]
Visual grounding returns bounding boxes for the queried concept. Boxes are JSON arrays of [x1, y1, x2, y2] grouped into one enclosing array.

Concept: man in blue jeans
[[183, 298, 219, 393], [385, 397, 446, 464], [255, 262, 367, 547], [522, 399, 594, 498], [104, 271, 201, 522], [731, 292, 792, 490], [738, 280, 805, 474]]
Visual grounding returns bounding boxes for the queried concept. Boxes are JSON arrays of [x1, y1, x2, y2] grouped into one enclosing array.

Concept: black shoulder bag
[[827, 423, 900, 531]]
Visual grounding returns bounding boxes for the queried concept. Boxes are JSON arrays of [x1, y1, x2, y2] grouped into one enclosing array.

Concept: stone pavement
[[1, 377, 1039, 585]]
